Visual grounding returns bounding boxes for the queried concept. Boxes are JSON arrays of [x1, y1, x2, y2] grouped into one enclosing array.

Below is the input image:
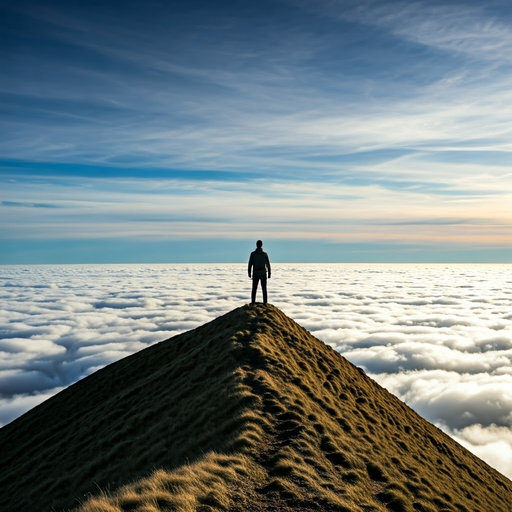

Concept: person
[[248, 240, 271, 304]]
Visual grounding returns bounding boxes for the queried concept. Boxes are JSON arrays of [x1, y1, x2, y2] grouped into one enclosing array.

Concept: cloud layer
[[1, 263, 511, 479]]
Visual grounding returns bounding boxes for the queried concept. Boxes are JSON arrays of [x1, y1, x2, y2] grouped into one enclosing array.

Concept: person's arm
[[266, 253, 271, 278], [248, 254, 253, 278]]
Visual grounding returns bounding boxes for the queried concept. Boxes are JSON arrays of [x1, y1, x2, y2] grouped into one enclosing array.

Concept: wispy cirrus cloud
[[1, 201, 60, 209], [1, 0, 512, 262], [3, 0, 512, 171], [296, 0, 512, 62]]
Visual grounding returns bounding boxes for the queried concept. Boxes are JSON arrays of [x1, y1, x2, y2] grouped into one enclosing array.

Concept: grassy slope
[[0, 307, 261, 511], [1, 304, 511, 511]]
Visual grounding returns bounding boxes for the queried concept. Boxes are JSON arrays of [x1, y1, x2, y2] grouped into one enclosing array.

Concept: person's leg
[[261, 277, 267, 304], [251, 277, 258, 304]]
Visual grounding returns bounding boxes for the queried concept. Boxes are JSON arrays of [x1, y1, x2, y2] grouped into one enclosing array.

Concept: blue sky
[[1, 0, 511, 263]]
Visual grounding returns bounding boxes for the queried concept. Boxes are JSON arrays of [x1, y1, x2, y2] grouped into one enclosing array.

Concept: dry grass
[[1, 304, 511, 511], [78, 453, 263, 512]]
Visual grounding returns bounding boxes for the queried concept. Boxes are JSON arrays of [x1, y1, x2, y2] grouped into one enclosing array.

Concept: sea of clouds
[[1, 264, 511, 479]]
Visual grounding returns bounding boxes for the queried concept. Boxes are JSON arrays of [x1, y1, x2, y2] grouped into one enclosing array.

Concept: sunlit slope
[[1, 304, 510, 512]]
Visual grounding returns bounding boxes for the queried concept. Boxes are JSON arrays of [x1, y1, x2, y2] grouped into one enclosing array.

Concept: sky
[[1, 264, 511, 479], [1, 0, 512, 263]]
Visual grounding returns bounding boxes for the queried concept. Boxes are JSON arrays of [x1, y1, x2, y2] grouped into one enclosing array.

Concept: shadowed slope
[[0, 306, 262, 511], [1, 304, 511, 512]]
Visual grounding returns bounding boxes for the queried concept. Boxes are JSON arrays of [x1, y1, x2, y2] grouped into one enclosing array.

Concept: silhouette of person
[[248, 240, 271, 304]]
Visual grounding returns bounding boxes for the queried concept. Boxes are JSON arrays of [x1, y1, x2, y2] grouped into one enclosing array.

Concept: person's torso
[[251, 250, 268, 274]]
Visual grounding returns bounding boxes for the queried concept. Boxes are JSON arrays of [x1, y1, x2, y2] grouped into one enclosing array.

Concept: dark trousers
[[252, 275, 267, 304]]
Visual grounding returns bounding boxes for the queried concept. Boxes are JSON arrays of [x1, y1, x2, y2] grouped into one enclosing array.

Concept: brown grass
[[0, 304, 511, 511]]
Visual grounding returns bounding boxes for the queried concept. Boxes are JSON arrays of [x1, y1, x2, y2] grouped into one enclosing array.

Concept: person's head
[[256, 240, 263, 248]]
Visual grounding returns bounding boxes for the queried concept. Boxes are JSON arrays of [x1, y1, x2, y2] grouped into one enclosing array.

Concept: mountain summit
[[1, 304, 510, 511]]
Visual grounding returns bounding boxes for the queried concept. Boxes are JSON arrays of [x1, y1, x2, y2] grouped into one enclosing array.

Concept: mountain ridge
[[0, 304, 510, 511]]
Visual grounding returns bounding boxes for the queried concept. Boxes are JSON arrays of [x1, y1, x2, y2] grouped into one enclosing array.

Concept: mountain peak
[[1, 304, 510, 511]]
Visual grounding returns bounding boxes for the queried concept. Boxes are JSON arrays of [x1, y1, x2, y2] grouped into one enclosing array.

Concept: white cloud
[[1, 263, 512, 480], [0, 388, 65, 427], [373, 370, 512, 429], [443, 424, 512, 480]]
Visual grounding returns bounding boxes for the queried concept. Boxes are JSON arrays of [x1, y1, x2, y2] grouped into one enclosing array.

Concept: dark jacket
[[248, 248, 271, 278]]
